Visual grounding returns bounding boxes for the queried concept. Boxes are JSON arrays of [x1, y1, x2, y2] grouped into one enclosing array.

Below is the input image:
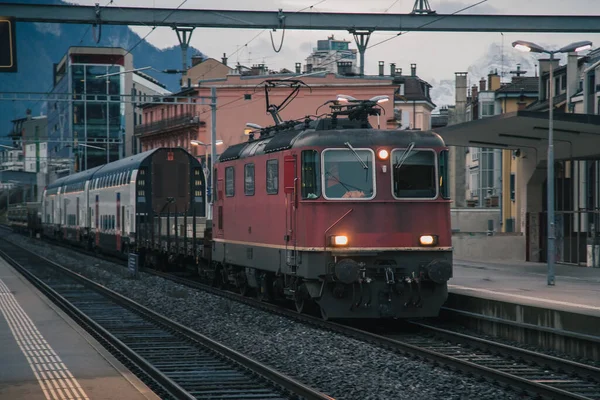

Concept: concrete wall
[[452, 232, 525, 261], [451, 208, 501, 233]]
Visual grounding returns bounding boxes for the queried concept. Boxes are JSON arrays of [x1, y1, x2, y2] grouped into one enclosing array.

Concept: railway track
[[382, 323, 600, 400], [4, 227, 600, 399], [152, 271, 600, 400], [0, 237, 332, 400]]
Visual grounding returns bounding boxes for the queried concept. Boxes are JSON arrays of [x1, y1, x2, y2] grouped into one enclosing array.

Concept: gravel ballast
[[2, 232, 526, 400]]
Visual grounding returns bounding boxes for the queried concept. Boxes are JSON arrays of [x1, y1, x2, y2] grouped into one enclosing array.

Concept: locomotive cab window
[[301, 150, 321, 199], [225, 166, 235, 197], [439, 150, 450, 199], [391, 148, 437, 199], [322, 148, 375, 200]]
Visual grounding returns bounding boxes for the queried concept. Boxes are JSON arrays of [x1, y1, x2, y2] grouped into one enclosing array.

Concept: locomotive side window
[[322, 149, 375, 200], [391, 149, 437, 199], [244, 164, 255, 196], [225, 166, 235, 197], [439, 150, 450, 199], [301, 150, 321, 199], [266, 159, 278, 195]]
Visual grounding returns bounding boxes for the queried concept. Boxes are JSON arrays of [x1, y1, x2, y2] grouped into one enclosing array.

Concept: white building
[[305, 35, 358, 75], [24, 141, 48, 174], [465, 73, 503, 207], [0, 149, 24, 171], [131, 70, 171, 154]]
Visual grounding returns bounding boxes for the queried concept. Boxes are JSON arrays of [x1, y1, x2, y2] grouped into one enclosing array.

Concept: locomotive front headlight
[[419, 235, 438, 246], [378, 149, 389, 160], [330, 235, 349, 246]]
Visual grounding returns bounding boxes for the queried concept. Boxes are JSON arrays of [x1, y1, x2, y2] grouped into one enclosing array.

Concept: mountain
[[429, 42, 568, 111], [0, 0, 206, 143]]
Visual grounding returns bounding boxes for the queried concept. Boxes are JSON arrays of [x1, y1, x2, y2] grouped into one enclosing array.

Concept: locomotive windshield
[[323, 149, 374, 199], [392, 149, 437, 198]]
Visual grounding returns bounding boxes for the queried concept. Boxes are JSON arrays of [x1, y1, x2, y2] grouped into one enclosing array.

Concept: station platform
[[450, 259, 600, 317], [0, 257, 160, 400], [444, 259, 600, 360]]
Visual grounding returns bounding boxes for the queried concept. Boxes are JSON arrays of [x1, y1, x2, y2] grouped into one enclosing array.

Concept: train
[[7, 80, 453, 320]]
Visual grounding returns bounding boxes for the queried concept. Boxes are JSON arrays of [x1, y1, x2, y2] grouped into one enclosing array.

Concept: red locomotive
[[203, 80, 453, 320]]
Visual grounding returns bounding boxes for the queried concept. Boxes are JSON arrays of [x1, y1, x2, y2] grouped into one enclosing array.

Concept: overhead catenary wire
[[367, 0, 491, 50]]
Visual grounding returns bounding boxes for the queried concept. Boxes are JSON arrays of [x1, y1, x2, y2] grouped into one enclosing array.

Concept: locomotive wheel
[[211, 265, 225, 289], [294, 284, 310, 314], [257, 274, 272, 302], [239, 280, 250, 296], [319, 306, 329, 321]]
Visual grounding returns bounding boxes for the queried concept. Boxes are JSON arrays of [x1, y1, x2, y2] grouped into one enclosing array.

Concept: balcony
[[134, 113, 205, 137]]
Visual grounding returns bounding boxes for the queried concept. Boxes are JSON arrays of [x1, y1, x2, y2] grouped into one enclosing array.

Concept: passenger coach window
[[439, 150, 450, 199], [301, 150, 321, 199], [266, 159, 278, 194], [225, 166, 235, 197], [244, 164, 255, 196], [392, 149, 436, 198], [323, 149, 374, 199]]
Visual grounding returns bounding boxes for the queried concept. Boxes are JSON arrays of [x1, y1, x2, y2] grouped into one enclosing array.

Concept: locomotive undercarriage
[[203, 245, 453, 320]]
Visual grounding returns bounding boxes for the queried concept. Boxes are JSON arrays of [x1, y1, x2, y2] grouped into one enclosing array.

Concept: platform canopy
[[433, 110, 600, 162]]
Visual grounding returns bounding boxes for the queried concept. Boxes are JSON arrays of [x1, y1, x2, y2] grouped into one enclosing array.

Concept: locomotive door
[[283, 155, 298, 268]]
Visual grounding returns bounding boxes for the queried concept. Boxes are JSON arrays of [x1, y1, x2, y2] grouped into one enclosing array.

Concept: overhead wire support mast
[[4, 3, 600, 33], [173, 27, 194, 71], [349, 30, 372, 76]]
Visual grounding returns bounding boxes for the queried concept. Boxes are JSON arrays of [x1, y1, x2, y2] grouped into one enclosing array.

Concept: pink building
[[135, 62, 436, 160]]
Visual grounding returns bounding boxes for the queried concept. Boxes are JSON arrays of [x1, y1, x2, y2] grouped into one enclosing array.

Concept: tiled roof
[[525, 92, 567, 111], [394, 76, 435, 106], [431, 114, 448, 128], [496, 77, 538, 94]]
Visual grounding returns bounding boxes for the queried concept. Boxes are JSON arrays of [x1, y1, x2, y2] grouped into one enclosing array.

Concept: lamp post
[[191, 139, 223, 218], [513, 39, 592, 286]]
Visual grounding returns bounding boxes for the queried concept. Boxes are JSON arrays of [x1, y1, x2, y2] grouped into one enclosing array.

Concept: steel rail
[[0, 236, 333, 400], [105, 270, 600, 400], [0, 245, 193, 400], [410, 321, 600, 382]]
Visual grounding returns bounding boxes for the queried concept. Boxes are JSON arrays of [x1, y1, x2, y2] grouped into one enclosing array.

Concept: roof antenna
[[411, 0, 436, 14], [501, 33, 505, 81]]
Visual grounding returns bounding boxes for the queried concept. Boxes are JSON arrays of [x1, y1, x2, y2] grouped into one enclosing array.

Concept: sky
[[65, 0, 600, 87]]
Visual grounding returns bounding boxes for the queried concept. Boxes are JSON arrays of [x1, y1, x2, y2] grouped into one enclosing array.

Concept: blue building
[[47, 47, 166, 172]]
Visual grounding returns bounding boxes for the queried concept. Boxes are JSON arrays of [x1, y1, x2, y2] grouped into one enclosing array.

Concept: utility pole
[[209, 87, 217, 220]]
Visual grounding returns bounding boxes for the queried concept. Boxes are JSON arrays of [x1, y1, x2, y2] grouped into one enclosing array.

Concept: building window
[[225, 166, 234, 197], [469, 171, 479, 197], [481, 102, 495, 117], [471, 147, 479, 161], [266, 159, 278, 194], [510, 173, 515, 201]]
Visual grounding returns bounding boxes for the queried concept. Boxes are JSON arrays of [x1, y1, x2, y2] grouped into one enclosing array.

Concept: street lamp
[[191, 139, 224, 218], [513, 39, 593, 286]]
